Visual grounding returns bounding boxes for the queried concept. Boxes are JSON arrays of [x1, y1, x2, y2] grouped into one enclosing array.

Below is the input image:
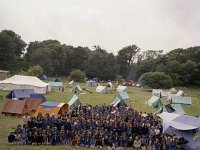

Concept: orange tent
[[35, 101, 68, 117]]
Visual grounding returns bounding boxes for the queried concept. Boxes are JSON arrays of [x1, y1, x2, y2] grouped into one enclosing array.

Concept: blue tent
[[49, 82, 63, 89], [30, 94, 47, 101], [40, 101, 61, 108], [6, 89, 35, 100], [39, 75, 48, 80], [54, 77, 61, 82], [72, 85, 82, 93]]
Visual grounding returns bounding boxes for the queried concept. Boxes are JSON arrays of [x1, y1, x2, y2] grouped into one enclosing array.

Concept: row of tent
[[96, 85, 128, 93]]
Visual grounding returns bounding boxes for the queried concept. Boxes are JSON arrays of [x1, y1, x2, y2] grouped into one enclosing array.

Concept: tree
[[138, 72, 172, 89], [0, 30, 26, 72], [69, 69, 86, 82], [117, 45, 140, 78], [27, 65, 43, 76]]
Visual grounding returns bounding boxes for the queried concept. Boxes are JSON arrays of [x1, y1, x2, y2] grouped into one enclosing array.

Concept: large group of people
[[8, 104, 178, 149]]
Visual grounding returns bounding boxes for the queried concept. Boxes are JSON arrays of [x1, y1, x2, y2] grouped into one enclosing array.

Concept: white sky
[[0, 0, 199, 54]]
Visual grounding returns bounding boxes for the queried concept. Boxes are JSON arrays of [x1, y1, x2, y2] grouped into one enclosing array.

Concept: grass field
[[0, 80, 200, 149]]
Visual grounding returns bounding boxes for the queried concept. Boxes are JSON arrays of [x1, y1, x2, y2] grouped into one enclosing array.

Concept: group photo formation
[[0, 0, 200, 150]]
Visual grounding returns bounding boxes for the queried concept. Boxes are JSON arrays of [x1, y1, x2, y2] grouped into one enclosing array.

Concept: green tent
[[72, 85, 81, 93], [114, 92, 130, 102], [171, 96, 192, 106], [68, 95, 80, 110], [49, 82, 63, 89], [156, 104, 185, 115], [110, 98, 126, 107], [148, 96, 161, 108]]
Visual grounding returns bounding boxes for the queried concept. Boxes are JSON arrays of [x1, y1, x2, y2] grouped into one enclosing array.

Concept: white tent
[[0, 75, 50, 94], [152, 89, 162, 97], [176, 90, 184, 96], [96, 85, 107, 93], [116, 85, 127, 93], [69, 80, 75, 86]]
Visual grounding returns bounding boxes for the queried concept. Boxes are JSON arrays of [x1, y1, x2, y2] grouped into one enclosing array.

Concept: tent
[[110, 98, 127, 107], [72, 85, 82, 93], [2, 98, 29, 115], [147, 96, 161, 108], [171, 96, 192, 105], [96, 85, 107, 93], [158, 112, 200, 149], [114, 92, 130, 102], [169, 88, 177, 94], [161, 90, 168, 98], [156, 104, 185, 115], [35, 101, 68, 117], [54, 77, 61, 82], [152, 89, 162, 97], [86, 80, 97, 87], [6, 89, 35, 99], [69, 80, 75, 86], [176, 90, 184, 96], [68, 95, 81, 110], [0, 75, 50, 94], [49, 82, 63, 90], [38, 75, 48, 80], [116, 85, 127, 93]]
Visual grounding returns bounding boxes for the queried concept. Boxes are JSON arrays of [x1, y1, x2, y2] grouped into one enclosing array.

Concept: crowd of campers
[[8, 105, 179, 150]]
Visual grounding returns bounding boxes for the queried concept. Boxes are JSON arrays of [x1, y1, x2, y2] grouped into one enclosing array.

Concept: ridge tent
[[54, 77, 61, 82], [171, 96, 192, 106], [110, 98, 127, 107], [2, 98, 29, 115], [49, 82, 63, 90], [69, 80, 75, 86], [161, 90, 168, 98], [156, 104, 185, 115], [116, 85, 127, 93], [176, 90, 184, 96], [158, 112, 200, 149], [114, 92, 130, 102], [6, 89, 35, 100], [68, 95, 81, 110], [147, 96, 161, 108], [35, 101, 68, 117], [0, 75, 50, 94], [86, 80, 97, 87], [96, 85, 107, 93], [72, 85, 82, 93], [152, 89, 162, 97], [38, 75, 48, 80]]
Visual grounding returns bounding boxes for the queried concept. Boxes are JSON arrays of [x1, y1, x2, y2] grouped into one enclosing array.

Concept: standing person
[[154, 139, 161, 150], [22, 113, 30, 125], [134, 136, 141, 150], [169, 138, 177, 150]]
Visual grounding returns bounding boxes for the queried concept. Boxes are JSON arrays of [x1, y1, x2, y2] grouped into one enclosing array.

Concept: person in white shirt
[[22, 113, 30, 125]]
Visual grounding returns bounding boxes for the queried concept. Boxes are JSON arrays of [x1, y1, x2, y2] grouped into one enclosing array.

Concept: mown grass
[[0, 80, 200, 149]]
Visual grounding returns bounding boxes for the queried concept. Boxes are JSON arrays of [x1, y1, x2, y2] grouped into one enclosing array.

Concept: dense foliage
[[27, 65, 43, 77], [138, 72, 172, 89], [69, 69, 86, 82], [0, 30, 200, 86]]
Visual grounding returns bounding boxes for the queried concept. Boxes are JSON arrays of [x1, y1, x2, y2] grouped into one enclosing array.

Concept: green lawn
[[0, 80, 200, 149]]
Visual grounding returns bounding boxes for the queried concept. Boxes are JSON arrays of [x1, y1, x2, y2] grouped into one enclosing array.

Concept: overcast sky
[[0, 0, 199, 54]]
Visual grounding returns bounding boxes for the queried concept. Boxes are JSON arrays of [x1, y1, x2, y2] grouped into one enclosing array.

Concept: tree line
[[0, 30, 200, 87]]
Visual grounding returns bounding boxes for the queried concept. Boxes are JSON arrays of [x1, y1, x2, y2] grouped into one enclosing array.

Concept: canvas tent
[[116, 85, 127, 93], [171, 96, 192, 105], [69, 80, 75, 86], [161, 90, 168, 98], [35, 101, 68, 117], [148, 96, 161, 108], [68, 95, 81, 110], [6, 89, 35, 99], [152, 89, 162, 97], [158, 112, 200, 149], [156, 104, 185, 115], [110, 98, 127, 107], [49, 82, 63, 90], [96, 85, 107, 93], [0, 75, 50, 94], [86, 80, 97, 87], [72, 85, 82, 93], [114, 92, 130, 102], [176, 90, 184, 96]]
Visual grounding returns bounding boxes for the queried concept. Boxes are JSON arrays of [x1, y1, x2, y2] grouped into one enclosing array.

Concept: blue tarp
[[40, 101, 61, 107], [6, 89, 35, 99]]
